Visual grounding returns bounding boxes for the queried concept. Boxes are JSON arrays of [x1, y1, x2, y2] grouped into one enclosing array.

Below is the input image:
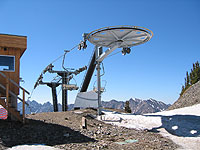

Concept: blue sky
[[0, 0, 199, 104]]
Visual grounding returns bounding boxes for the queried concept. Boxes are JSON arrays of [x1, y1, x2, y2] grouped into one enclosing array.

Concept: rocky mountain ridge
[[18, 98, 170, 115], [168, 80, 200, 110], [18, 100, 74, 114], [102, 98, 170, 114]]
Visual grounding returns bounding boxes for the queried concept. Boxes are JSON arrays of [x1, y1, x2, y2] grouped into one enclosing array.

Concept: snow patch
[[100, 104, 200, 150], [8, 145, 61, 150]]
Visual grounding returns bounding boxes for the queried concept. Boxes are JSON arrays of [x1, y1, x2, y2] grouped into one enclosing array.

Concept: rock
[[63, 133, 70, 137], [96, 130, 101, 134]]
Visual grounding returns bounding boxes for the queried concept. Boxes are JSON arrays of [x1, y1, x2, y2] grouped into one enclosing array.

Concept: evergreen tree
[[180, 61, 200, 96], [125, 101, 132, 113], [197, 61, 200, 82], [190, 61, 200, 85], [193, 61, 200, 83], [180, 85, 185, 96], [185, 71, 190, 89]]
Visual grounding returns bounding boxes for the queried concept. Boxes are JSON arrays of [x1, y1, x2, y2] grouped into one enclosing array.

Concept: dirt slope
[[168, 80, 200, 110], [0, 109, 178, 150]]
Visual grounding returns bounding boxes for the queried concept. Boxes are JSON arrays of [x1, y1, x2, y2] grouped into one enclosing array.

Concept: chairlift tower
[[34, 63, 87, 112], [82, 25, 153, 115]]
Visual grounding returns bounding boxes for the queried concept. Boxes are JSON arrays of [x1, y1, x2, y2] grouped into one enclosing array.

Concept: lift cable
[[101, 63, 105, 77], [57, 86, 62, 97], [51, 75, 61, 83], [105, 49, 123, 59], [71, 76, 78, 86]]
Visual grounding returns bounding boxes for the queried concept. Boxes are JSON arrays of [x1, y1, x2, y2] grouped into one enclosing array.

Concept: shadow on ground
[[0, 118, 95, 147], [146, 115, 200, 137]]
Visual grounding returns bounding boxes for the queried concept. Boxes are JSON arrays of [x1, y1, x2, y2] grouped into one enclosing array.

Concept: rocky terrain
[[0, 109, 179, 150], [102, 98, 170, 114], [18, 98, 170, 115], [168, 80, 200, 110]]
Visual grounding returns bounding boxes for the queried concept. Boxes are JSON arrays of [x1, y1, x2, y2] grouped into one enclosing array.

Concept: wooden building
[[0, 34, 28, 122]]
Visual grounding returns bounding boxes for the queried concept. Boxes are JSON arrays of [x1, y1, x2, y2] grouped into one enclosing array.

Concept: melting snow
[[8, 145, 61, 150], [100, 104, 200, 150]]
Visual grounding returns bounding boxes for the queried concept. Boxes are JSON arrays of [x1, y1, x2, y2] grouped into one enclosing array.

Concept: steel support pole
[[96, 46, 103, 115], [96, 62, 102, 115], [51, 83, 58, 112], [80, 49, 96, 92], [62, 73, 68, 111], [47, 83, 59, 112]]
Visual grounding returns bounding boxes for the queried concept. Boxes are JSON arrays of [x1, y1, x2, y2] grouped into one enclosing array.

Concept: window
[[0, 55, 15, 72]]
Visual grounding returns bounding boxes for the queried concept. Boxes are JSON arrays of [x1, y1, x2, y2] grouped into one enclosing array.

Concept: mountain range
[[102, 98, 170, 114], [18, 98, 170, 115]]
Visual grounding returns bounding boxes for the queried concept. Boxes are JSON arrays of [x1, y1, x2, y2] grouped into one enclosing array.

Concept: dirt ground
[[0, 109, 179, 150]]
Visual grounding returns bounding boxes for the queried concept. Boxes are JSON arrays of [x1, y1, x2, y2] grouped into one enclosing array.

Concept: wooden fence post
[[81, 117, 87, 129], [6, 78, 9, 110], [23, 89, 25, 124]]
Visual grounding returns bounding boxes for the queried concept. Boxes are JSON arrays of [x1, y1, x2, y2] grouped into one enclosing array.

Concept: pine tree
[[125, 101, 132, 113], [180, 61, 200, 96], [196, 61, 200, 82], [185, 71, 190, 89], [194, 61, 200, 83], [180, 85, 184, 96], [190, 61, 200, 85]]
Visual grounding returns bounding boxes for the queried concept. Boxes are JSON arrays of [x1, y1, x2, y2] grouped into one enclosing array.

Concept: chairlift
[[63, 84, 79, 91], [33, 47, 87, 112], [93, 80, 107, 93]]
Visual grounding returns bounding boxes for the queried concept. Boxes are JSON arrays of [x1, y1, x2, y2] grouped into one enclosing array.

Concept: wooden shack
[[0, 34, 27, 95], [0, 34, 27, 121]]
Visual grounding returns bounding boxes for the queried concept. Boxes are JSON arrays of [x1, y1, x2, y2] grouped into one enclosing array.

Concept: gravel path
[[0, 109, 179, 150]]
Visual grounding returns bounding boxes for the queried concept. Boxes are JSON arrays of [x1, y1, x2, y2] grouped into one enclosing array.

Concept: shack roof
[[0, 33, 27, 57]]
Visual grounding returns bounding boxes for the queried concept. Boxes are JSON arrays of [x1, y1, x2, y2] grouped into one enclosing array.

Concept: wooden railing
[[0, 72, 30, 123]]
